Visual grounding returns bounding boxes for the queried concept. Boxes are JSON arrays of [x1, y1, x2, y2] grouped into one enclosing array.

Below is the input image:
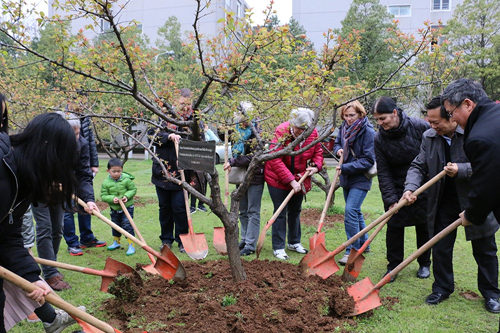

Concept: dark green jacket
[[100, 172, 137, 211]]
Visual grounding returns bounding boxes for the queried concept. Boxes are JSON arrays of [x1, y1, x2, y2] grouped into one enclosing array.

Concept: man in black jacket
[[441, 79, 500, 227], [403, 96, 499, 313]]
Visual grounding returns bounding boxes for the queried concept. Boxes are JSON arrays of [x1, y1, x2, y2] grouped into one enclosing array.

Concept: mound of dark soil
[[103, 260, 359, 332]]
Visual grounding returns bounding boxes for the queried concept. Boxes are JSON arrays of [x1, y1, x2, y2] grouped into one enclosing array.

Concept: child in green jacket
[[100, 158, 137, 255]]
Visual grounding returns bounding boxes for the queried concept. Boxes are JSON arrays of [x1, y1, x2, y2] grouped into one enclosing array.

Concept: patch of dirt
[[460, 291, 480, 300], [382, 296, 400, 311], [133, 195, 157, 208], [96, 201, 109, 211], [102, 260, 361, 332], [301, 208, 344, 228]]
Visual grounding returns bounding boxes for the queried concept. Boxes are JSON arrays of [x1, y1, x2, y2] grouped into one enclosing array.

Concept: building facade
[[292, 0, 463, 51], [48, 0, 248, 44]]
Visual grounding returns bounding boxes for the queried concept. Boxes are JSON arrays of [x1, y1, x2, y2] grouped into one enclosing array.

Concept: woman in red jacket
[[264, 108, 324, 260]]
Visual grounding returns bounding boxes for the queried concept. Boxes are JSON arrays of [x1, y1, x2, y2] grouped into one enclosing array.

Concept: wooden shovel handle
[[224, 128, 229, 207], [317, 151, 343, 233], [0, 265, 116, 333], [174, 141, 195, 235], [33, 257, 112, 278], [77, 198, 145, 248]]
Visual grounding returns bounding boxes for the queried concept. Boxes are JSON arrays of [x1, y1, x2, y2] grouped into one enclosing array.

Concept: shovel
[[118, 199, 159, 274], [300, 170, 446, 279], [175, 142, 209, 260], [309, 152, 343, 251], [0, 265, 120, 333], [256, 171, 311, 258], [348, 216, 463, 316], [341, 216, 390, 282], [77, 198, 186, 281], [34, 257, 135, 293]]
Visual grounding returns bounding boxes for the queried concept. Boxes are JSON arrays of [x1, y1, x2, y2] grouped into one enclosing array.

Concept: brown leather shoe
[[46, 275, 71, 291]]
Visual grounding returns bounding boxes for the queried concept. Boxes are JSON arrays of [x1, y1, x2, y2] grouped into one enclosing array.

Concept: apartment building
[[292, 0, 463, 51], [48, 0, 248, 44]]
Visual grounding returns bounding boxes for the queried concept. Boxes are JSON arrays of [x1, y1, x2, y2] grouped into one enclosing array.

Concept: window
[[432, 0, 450, 10], [236, 1, 242, 18], [225, 0, 231, 9], [388, 5, 411, 17], [100, 18, 111, 32]]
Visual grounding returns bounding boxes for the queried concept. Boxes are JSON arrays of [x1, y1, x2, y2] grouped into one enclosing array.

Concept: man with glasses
[[441, 78, 500, 228]]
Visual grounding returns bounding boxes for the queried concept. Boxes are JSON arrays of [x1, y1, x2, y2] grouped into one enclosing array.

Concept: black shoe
[[238, 242, 245, 250], [160, 242, 172, 251], [197, 205, 208, 212], [383, 269, 397, 283], [179, 244, 186, 253], [240, 247, 255, 256], [425, 292, 449, 305], [417, 265, 430, 279], [190, 207, 196, 214], [484, 298, 500, 313]]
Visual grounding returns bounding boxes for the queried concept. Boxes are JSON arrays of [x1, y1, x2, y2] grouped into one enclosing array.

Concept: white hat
[[289, 108, 314, 129]]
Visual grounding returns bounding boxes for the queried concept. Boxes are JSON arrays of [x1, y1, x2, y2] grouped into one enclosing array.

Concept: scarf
[[341, 117, 367, 162]]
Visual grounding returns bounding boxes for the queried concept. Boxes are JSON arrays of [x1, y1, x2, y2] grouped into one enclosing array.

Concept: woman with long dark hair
[[333, 100, 376, 265], [0, 113, 82, 332]]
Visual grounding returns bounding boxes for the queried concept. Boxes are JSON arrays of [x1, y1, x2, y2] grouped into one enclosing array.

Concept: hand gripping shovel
[[77, 198, 185, 281], [300, 170, 446, 279], [256, 171, 311, 258], [118, 199, 159, 274], [341, 216, 390, 282], [347, 216, 463, 316], [175, 142, 209, 260], [0, 265, 121, 333], [34, 257, 136, 293], [309, 152, 343, 251]]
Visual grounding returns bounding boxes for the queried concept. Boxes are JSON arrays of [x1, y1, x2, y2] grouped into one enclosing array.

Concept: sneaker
[[190, 207, 197, 214], [240, 247, 255, 256], [179, 244, 186, 253], [197, 205, 208, 212], [238, 242, 245, 250], [273, 249, 289, 260], [107, 241, 121, 251], [80, 239, 106, 249], [46, 274, 71, 291], [160, 242, 172, 251], [126, 244, 136, 256], [43, 306, 85, 333], [27, 312, 40, 323], [67, 246, 83, 256], [287, 243, 308, 254], [338, 254, 349, 266]]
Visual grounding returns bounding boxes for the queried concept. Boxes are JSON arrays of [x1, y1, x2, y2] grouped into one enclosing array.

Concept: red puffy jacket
[[264, 122, 323, 192]]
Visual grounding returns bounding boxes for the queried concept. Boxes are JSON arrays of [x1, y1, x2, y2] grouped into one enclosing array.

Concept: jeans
[[239, 183, 264, 250], [110, 206, 135, 238], [343, 188, 368, 255], [155, 186, 188, 245], [63, 211, 96, 247], [268, 185, 303, 250], [32, 203, 64, 279]]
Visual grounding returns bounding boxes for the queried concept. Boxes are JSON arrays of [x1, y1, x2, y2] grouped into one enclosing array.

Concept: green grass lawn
[[12, 159, 499, 332]]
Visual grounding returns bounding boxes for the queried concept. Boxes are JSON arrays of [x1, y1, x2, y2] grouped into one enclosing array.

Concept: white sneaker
[[287, 243, 308, 254], [43, 306, 86, 333], [338, 254, 349, 266], [273, 249, 289, 260]]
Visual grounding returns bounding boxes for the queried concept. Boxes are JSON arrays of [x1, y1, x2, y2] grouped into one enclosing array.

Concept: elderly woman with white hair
[[264, 108, 324, 260]]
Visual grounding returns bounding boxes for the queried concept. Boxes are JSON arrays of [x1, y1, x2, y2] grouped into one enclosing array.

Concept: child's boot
[[107, 237, 121, 251], [126, 239, 135, 256]]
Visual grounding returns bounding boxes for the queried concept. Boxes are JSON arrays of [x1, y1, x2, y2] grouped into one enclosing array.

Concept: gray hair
[[55, 111, 81, 129], [289, 108, 315, 129], [441, 78, 487, 106]]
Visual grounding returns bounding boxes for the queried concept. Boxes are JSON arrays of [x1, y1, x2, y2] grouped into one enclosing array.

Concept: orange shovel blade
[[309, 231, 325, 251], [154, 246, 186, 281], [180, 232, 208, 260], [213, 227, 227, 255], [141, 263, 159, 275], [341, 249, 366, 282], [73, 316, 120, 333], [347, 277, 382, 316], [300, 243, 339, 279], [100, 257, 135, 292]]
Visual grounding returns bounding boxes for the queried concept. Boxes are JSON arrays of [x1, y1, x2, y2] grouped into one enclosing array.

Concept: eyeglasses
[[445, 101, 462, 116]]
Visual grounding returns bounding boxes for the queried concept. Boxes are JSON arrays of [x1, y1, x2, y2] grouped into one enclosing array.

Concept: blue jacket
[[334, 120, 376, 191]]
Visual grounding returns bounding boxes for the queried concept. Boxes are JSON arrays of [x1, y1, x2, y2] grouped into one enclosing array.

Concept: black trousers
[[155, 186, 188, 246], [432, 209, 499, 299], [386, 223, 431, 270]]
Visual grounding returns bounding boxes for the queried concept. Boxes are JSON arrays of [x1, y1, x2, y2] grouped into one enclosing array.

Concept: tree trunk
[[224, 216, 246, 282]]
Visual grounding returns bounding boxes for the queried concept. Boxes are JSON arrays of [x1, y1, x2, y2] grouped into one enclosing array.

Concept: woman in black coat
[[373, 97, 431, 281], [0, 112, 81, 332]]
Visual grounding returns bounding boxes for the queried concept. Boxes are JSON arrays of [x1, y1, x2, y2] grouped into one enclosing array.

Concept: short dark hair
[[426, 95, 450, 120], [373, 96, 398, 114], [10, 113, 78, 206], [107, 158, 123, 169], [441, 78, 487, 106]]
